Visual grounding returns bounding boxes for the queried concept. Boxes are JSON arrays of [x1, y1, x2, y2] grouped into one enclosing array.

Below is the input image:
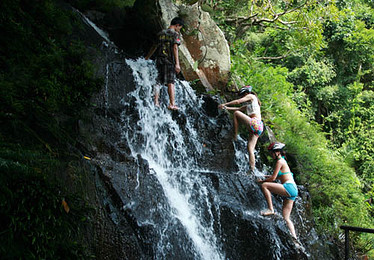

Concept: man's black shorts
[[156, 60, 176, 85]]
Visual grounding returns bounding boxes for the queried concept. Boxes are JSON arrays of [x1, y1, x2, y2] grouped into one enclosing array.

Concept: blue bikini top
[[277, 170, 293, 177], [277, 157, 293, 177]]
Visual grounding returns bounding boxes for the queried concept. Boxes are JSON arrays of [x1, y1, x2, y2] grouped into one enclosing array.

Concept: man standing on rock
[[146, 17, 184, 110]]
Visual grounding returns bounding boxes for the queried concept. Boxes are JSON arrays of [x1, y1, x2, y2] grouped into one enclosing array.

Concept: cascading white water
[[78, 9, 112, 44], [121, 58, 225, 260]]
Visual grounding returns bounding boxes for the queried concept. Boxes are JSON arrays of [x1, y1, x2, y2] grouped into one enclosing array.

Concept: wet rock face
[[81, 58, 331, 259]]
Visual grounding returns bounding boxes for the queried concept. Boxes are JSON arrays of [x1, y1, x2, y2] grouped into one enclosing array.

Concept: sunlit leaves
[[210, 0, 329, 53], [342, 90, 374, 192]]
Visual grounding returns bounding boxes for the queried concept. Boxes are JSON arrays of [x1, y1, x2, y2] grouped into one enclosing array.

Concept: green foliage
[[0, 143, 92, 259], [0, 0, 102, 120], [0, 0, 102, 155], [287, 57, 337, 122], [0, 0, 102, 258], [324, 11, 374, 86], [210, 0, 327, 53], [342, 90, 374, 193], [288, 57, 336, 90]]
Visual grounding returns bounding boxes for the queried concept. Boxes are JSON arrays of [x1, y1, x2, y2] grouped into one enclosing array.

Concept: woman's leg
[[233, 111, 258, 169], [247, 133, 259, 170], [283, 199, 297, 239], [233, 111, 250, 137], [261, 182, 289, 214]]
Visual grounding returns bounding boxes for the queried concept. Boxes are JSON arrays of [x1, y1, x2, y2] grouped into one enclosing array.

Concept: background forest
[[0, 0, 373, 258]]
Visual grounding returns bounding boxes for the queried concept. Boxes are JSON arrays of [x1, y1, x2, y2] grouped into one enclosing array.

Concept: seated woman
[[257, 142, 298, 240], [218, 85, 263, 172]]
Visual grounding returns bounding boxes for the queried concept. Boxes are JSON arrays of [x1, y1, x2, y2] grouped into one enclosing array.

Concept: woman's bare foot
[[261, 209, 275, 216], [168, 105, 179, 110]]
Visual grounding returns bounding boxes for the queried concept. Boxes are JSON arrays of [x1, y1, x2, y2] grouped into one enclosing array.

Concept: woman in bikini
[[258, 142, 298, 240], [218, 85, 263, 172]]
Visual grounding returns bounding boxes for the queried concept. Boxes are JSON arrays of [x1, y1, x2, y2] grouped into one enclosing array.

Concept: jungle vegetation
[[0, 0, 101, 258]]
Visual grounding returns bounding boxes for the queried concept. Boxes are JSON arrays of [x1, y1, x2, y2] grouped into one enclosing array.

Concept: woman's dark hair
[[271, 149, 287, 159], [171, 17, 185, 27]]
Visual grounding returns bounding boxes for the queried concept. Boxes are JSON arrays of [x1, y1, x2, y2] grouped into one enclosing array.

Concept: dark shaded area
[[84, 0, 162, 59]]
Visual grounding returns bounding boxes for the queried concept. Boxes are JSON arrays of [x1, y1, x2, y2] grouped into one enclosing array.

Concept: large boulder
[[158, 0, 231, 91]]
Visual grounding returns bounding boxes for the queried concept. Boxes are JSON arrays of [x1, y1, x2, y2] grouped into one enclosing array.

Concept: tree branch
[[224, 1, 307, 29]]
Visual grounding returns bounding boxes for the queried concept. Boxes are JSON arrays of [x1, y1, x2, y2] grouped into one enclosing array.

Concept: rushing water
[[121, 58, 225, 259]]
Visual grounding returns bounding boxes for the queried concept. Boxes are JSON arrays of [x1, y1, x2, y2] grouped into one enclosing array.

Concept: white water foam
[[122, 58, 224, 260]]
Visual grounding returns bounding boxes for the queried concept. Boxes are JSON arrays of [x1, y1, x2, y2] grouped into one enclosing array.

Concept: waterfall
[[121, 58, 225, 259], [78, 9, 112, 44]]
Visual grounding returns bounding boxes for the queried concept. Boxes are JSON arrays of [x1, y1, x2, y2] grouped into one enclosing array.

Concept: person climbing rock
[[145, 17, 184, 110], [218, 85, 263, 172], [257, 142, 299, 242]]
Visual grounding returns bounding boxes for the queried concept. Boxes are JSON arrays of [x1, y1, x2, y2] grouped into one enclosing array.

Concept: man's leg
[[167, 83, 179, 110], [154, 84, 161, 107]]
